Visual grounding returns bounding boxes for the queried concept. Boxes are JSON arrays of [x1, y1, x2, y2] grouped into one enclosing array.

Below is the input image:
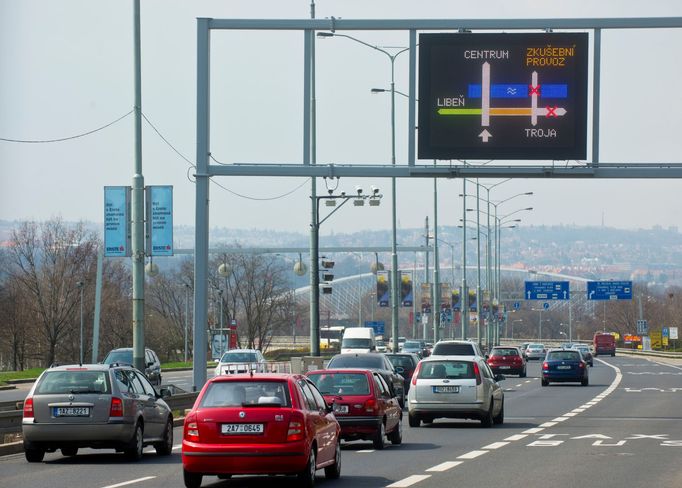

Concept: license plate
[[54, 407, 90, 417], [333, 404, 349, 414], [498, 366, 511, 369], [433, 386, 460, 394], [221, 423, 264, 434], [557, 365, 572, 370]]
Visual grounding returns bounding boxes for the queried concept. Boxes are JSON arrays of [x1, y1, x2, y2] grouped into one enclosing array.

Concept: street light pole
[[184, 284, 190, 363], [461, 180, 468, 340], [77, 281, 84, 364]]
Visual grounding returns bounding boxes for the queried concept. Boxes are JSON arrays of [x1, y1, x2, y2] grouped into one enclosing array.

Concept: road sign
[[524, 281, 570, 300], [513, 301, 521, 310], [364, 321, 385, 336], [587, 281, 633, 300], [662, 327, 669, 338], [543, 302, 550, 310], [418, 32, 588, 160], [670, 327, 679, 340], [636, 319, 648, 335]]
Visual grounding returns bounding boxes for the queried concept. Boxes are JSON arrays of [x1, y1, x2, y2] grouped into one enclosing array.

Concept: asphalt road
[[2, 356, 681, 488]]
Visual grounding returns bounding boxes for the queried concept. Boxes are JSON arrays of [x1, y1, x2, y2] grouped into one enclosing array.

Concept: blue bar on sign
[[468, 84, 568, 99]]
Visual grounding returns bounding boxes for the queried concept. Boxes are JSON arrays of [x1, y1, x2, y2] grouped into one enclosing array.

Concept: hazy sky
[[2, 1, 682, 237]]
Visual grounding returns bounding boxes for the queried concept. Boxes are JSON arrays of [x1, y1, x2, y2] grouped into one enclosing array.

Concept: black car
[[385, 353, 420, 394], [103, 348, 162, 386], [326, 353, 406, 407], [571, 344, 594, 367]]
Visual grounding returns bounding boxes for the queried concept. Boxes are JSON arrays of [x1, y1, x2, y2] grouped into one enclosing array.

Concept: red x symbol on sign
[[529, 84, 541, 95], [546, 106, 557, 117]]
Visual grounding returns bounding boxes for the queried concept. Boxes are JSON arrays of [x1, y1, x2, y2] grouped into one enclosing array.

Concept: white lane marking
[[563, 412, 578, 417], [552, 417, 569, 422], [357, 449, 375, 453], [540, 422, 558, 428], [523, 427, 544, 434], [524, 380, 532, 383], [172, 444, 182, 451], [482, 442, 509, 450], [387, 475, 431, 487], [504, 434, 528, 441], [652, 360, 682, 371], [101, 477, 156, 488], [426, 461, 463, 472], [572, 408, 586, 413], [457, 450, 488, 459], [515, 384, 523, 387]]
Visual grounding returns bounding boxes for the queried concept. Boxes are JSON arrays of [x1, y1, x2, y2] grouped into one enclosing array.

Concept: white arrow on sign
[[478, 129, 492, 142]]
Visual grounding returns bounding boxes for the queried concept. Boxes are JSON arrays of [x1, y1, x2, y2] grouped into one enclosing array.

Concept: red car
[[307, 369, 402, 449], [486, 347, 527, 377], [182, 373, 341, 488]]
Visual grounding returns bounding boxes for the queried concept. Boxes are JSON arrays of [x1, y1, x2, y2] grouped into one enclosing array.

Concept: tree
[[0, 276, 33, 370], [5, 219, 98, 366]]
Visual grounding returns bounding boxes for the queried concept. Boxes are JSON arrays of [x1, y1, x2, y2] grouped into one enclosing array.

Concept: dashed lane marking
[[100, 477, 156, 488], [523, 427, 545, 434], [539, 422, 558, 428], [457, 450, 488, 459], [387, 475, 432, 487], [552, 417, 569, 422], [357, 449, 376, 453], [426, 461, 463, 472], [482, 442, 509, 450], [504, 434, 528, 441]]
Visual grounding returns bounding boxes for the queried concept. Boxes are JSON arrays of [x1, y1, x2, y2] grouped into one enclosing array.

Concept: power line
[[210, 176, 311, 201], [0, 110, 134, 143], [141, 112, 196, 169]]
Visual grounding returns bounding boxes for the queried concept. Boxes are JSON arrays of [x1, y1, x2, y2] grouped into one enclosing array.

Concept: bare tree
[[0, 276, 33, 370]]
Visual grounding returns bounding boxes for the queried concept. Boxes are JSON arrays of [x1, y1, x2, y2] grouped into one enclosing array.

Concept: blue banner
[[147, 186, 174, 256], [104, 186, 130, 257]]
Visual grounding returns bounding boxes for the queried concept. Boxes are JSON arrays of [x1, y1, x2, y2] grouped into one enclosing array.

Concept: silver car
[[22, 363, 173, 463], [214, 349, 267, 376], [524, 343, 547, 360], [407, 356, 505, 427]]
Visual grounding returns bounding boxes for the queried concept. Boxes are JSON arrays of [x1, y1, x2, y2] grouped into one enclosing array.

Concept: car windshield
[[491, 348, 519, 357], [201, 380, 290, 407], [342, 338, 372, 348], [220, 352, 258, 363], [308, 372, 370, 395], [432, 343, 475, 355], [328, 355, 383, 369], [403, 341, 421, 348], [388, 355, 415, 369], [547, 351, 581, 361], [103, 350, 133, 365], [36, 370, 110, 394], [418, 361, 475, 380]]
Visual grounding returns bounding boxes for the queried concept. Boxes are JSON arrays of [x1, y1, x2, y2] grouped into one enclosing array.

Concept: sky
[[1, 0, 682, 238]]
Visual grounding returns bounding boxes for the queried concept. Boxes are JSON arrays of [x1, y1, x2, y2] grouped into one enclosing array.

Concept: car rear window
[[201, 381, 290, 407], [103, 350, 133, 365], [36, 371, 110, 394], [491, 348, 519, 357], [387, 356, 415, 369], [547, 351, 581, 361], [418, 361, 475, 380], [308, 372, 370, 395], [220, 352, 258, 363], [432, 343, 475, 355], [328, 356, 383, 369], [403, 341, 421, 348]]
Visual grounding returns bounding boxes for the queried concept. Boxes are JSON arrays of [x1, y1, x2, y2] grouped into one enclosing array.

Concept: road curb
[[5, 379, 36, 385], [0, 385, 17, 391], [0, 441, 22, 457]]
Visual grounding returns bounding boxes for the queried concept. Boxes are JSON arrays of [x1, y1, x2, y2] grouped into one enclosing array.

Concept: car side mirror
[[147, 361, 154, 367], [494, 374, 506, 382], [395, 366, 405, 375], [326, 403, 334, 414], [159, 387, 172, 398]]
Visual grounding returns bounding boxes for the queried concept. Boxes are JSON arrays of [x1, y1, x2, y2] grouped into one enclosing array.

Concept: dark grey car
[[103, 347, 162, 386], [22, 363, 173, 462]]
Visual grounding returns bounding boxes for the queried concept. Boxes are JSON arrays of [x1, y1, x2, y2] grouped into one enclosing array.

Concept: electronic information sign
[[418, 33, 588, 160]]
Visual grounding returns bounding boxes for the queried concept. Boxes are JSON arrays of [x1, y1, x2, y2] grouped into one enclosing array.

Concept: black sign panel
[[418, 33, 588, 160]]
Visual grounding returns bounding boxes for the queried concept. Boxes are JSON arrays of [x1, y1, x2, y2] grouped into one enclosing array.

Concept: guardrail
[[615, 348, 682, 359]]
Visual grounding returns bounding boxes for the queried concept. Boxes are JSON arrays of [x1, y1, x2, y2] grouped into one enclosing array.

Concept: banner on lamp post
[[400, 271, 413, 307], [421, 283, 432, 313], [377, 270, 390, 308], [146, 185, 174, 256], [440, 283, 451, 311], [104, 186, 131, 257]]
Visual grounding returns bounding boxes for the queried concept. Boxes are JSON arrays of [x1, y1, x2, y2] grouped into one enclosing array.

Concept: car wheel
[[590, 361, 594, 367], [154, 418, 173, 455], [408, 412, 420, 427], [324, 441, 341, 479], [373, 421, 386, 450], [297, 445, 317, 488], [61, 447, 78, 457], [480, 400, 494, 428], [493, 400, 504, 425], [388, 415, 403, 445], [519, 368, 527, 378], [183, 469, 202, 488], [422, 418, 432, 425], [581, 377, 589, 386], [541, 378, 549, 387], [125, 422, 144, 461], [25, 446, 45, 463]]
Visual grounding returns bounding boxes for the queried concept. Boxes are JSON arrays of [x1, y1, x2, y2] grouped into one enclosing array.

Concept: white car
[[407, 356, 505, 428], [214, 349, 266, 376]]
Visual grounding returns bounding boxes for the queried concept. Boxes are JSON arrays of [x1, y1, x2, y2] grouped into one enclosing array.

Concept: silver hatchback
[[22, 363, 173, 462], [407, 356, 505, 427]]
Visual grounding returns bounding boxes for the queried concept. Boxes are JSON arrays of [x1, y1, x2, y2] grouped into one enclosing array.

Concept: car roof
[[208, 373, 297, 382], [46, 363, 122, 372], [546, 348, 581, 354], [221, 348, 260, 353], [419, 355, 481, 362], [332, 353, 383, 358], [108, 347, 154, 352], [307, 368, 373, 375]]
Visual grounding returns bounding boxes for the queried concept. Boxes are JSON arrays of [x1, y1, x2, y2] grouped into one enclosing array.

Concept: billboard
[[418, 33, 588, 160]]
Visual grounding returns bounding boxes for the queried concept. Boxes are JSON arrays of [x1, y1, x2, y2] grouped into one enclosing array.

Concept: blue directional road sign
[[513, 301, 521, 310], [524, 281, 570, 300], [364, 321, 385, 336], [543, 302, 550, 310], [586, 281, 633, 300]]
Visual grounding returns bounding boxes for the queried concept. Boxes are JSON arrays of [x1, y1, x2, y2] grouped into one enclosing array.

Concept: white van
[[341, 327, 376, 353]]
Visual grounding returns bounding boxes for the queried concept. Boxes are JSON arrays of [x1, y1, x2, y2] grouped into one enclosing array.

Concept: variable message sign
[[418, 32, 588, 160], [587, 280, 633, 300], [524, 281, 570, 300]]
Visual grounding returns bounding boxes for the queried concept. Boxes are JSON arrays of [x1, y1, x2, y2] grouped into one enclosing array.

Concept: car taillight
[[287, 421, 304, 442], [542, 362, 549, 370], [184, 413, 200, 441], [579, 362, 585, 368], [109, 397, 124, 417], [23, 397, 34, 418], [364, 398, 377, 414], [412, 362, 423, 386], [473, 362, 482, 385]]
